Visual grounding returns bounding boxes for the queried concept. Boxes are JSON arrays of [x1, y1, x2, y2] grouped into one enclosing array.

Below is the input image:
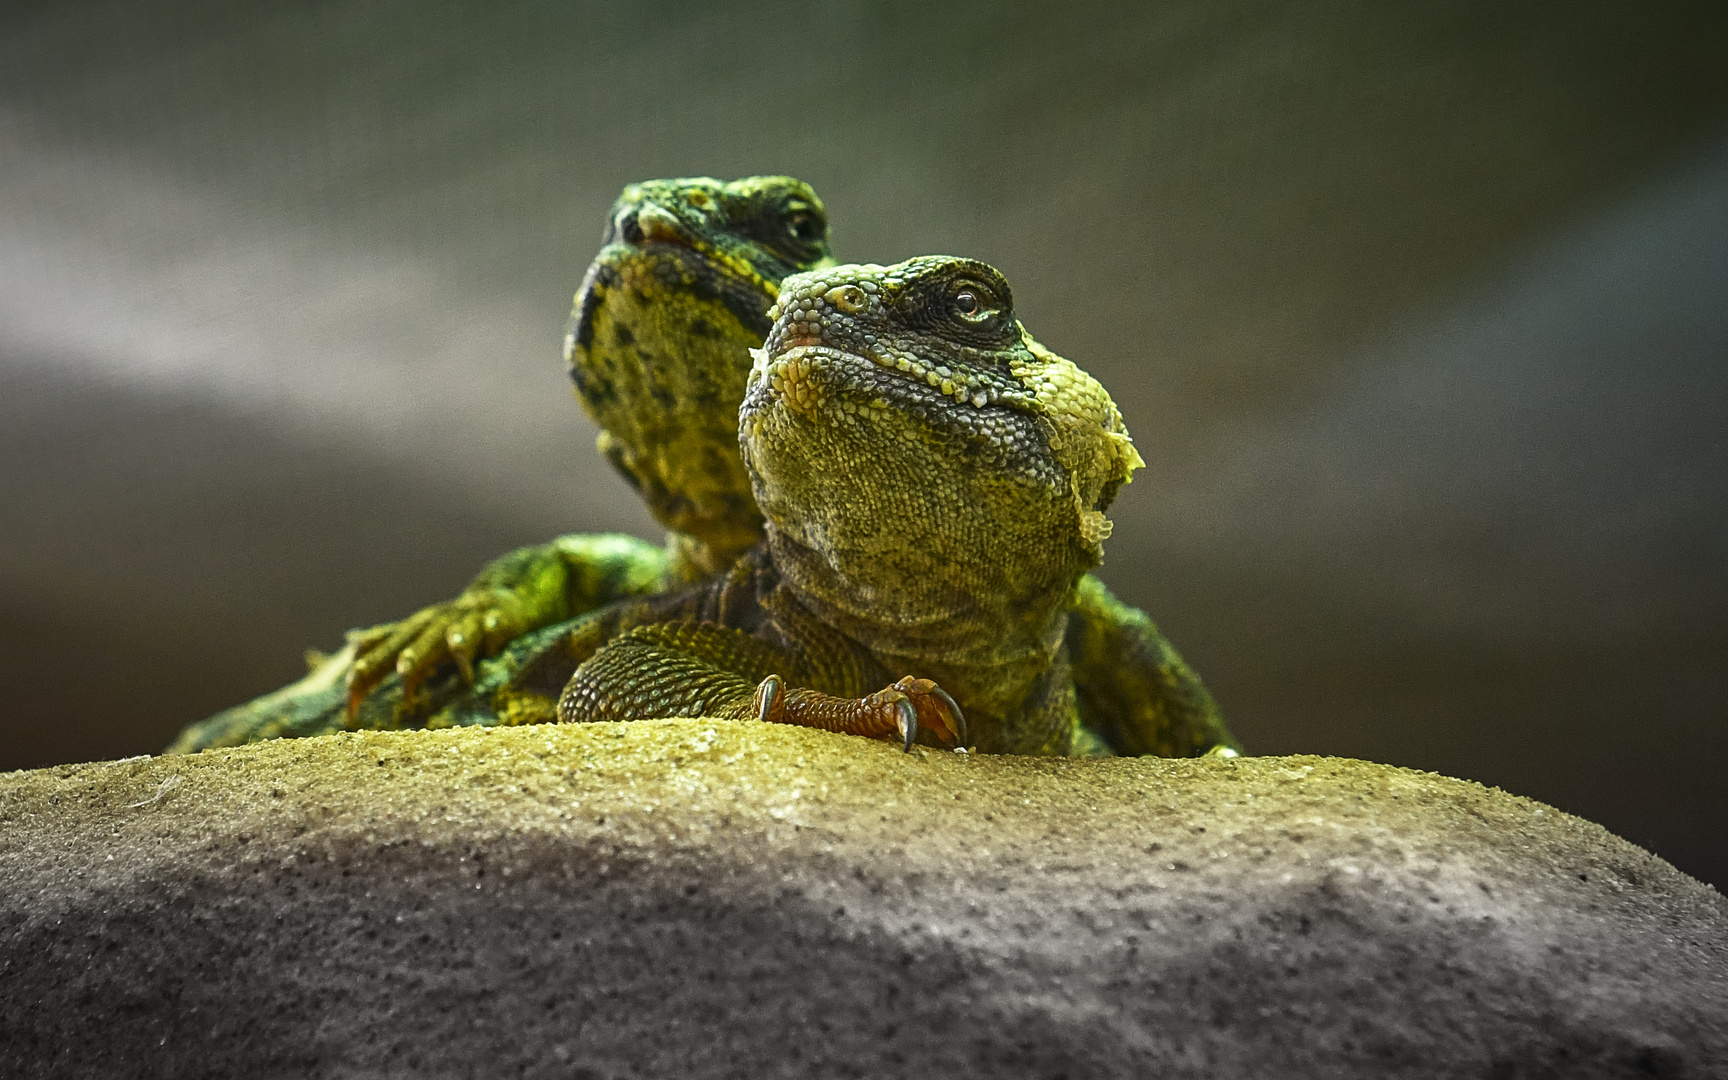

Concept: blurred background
[[2, 1, 1724, 886]]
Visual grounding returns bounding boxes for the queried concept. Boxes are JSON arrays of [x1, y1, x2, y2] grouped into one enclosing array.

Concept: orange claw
[[750, 674, 966, 752], [342, 661, 375, 725], [341, 604, 494, 723], [341, 616, 425, 723], [879, 676, 967, 749]]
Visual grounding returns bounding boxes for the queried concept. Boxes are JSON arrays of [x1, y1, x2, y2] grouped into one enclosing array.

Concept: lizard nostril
[[615, 210, 643, 245], [825, 285, 867, 313], [635, 203, 684, 244]]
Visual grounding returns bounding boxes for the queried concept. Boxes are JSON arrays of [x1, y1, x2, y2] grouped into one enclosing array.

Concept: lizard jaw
[[750, 340, 1009, 417], [627, 201, 782, 300], [751, 344, 831, 418]]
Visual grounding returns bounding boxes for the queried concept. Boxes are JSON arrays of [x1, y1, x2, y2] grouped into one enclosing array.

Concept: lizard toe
[[891, 694, 917, 752], [752, 673, 785, 724]]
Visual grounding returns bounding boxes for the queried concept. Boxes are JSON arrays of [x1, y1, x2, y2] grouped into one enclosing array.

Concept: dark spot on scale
[[718, 277, 775, 336], [571, 268, 617, 350], [600, 440, 643, 492], [684, 265, 723, 301], [573, 366, 614, 406], [613, 324, 635, 346], [689, 316, 717, 339], [652, 259, 687, 288]]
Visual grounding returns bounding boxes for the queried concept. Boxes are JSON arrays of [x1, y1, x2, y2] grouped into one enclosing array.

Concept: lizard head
[[566, 176, 836, 575], [740, 256, 1144, 663]]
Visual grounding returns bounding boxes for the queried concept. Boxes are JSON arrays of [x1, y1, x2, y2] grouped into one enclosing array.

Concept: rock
[[1, 720, 1722, 1078]]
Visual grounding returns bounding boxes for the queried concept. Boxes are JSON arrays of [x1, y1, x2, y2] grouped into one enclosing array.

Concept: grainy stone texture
[[1, 721, 1722, 1079]]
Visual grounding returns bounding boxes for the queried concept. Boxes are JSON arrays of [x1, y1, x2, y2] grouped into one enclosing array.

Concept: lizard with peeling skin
[[555, 256, 1188, 755], [168, 178, 1236, 758]]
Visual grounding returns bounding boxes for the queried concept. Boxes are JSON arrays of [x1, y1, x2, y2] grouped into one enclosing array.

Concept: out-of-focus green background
[[2, 1, 1724, 885]]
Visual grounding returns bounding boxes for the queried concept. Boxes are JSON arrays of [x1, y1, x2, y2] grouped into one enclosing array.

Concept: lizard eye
[[950, 285, 999, 325], [783, 201, 825, 244]]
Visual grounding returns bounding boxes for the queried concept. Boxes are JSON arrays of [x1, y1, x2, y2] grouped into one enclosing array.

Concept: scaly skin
[[556, 257, 1239, 757]]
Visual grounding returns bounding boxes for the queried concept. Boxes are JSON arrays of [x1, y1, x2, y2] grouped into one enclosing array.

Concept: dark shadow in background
[[1, 1, 1724, 886]]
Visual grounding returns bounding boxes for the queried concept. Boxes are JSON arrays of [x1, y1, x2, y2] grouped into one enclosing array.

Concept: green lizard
[[169, 178, 1236, 758], [554, 257, 1236, 756]]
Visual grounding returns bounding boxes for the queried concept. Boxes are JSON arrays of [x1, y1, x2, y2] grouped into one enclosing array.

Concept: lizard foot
[[751, 674, 966, 751], [343, 595, 535, 721]]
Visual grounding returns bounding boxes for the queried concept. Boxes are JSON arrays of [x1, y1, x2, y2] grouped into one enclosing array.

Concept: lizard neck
[[765, 524, 1081, 743], [765, 525, 1076, 665]]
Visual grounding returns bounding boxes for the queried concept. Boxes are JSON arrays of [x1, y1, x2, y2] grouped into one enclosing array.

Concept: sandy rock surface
[[2, 720, 1722, 1079]]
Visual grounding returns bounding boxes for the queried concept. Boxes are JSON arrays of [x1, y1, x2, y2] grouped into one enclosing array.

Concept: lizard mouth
[[568, 195, 795, 366], [747, 342, 839, 417], [607, 200, 782, 301], [749, 338, 1016, 420], [568, 233, 780, 362], [740, 341, 1050, 491], [741, 337, 1064, 505]]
